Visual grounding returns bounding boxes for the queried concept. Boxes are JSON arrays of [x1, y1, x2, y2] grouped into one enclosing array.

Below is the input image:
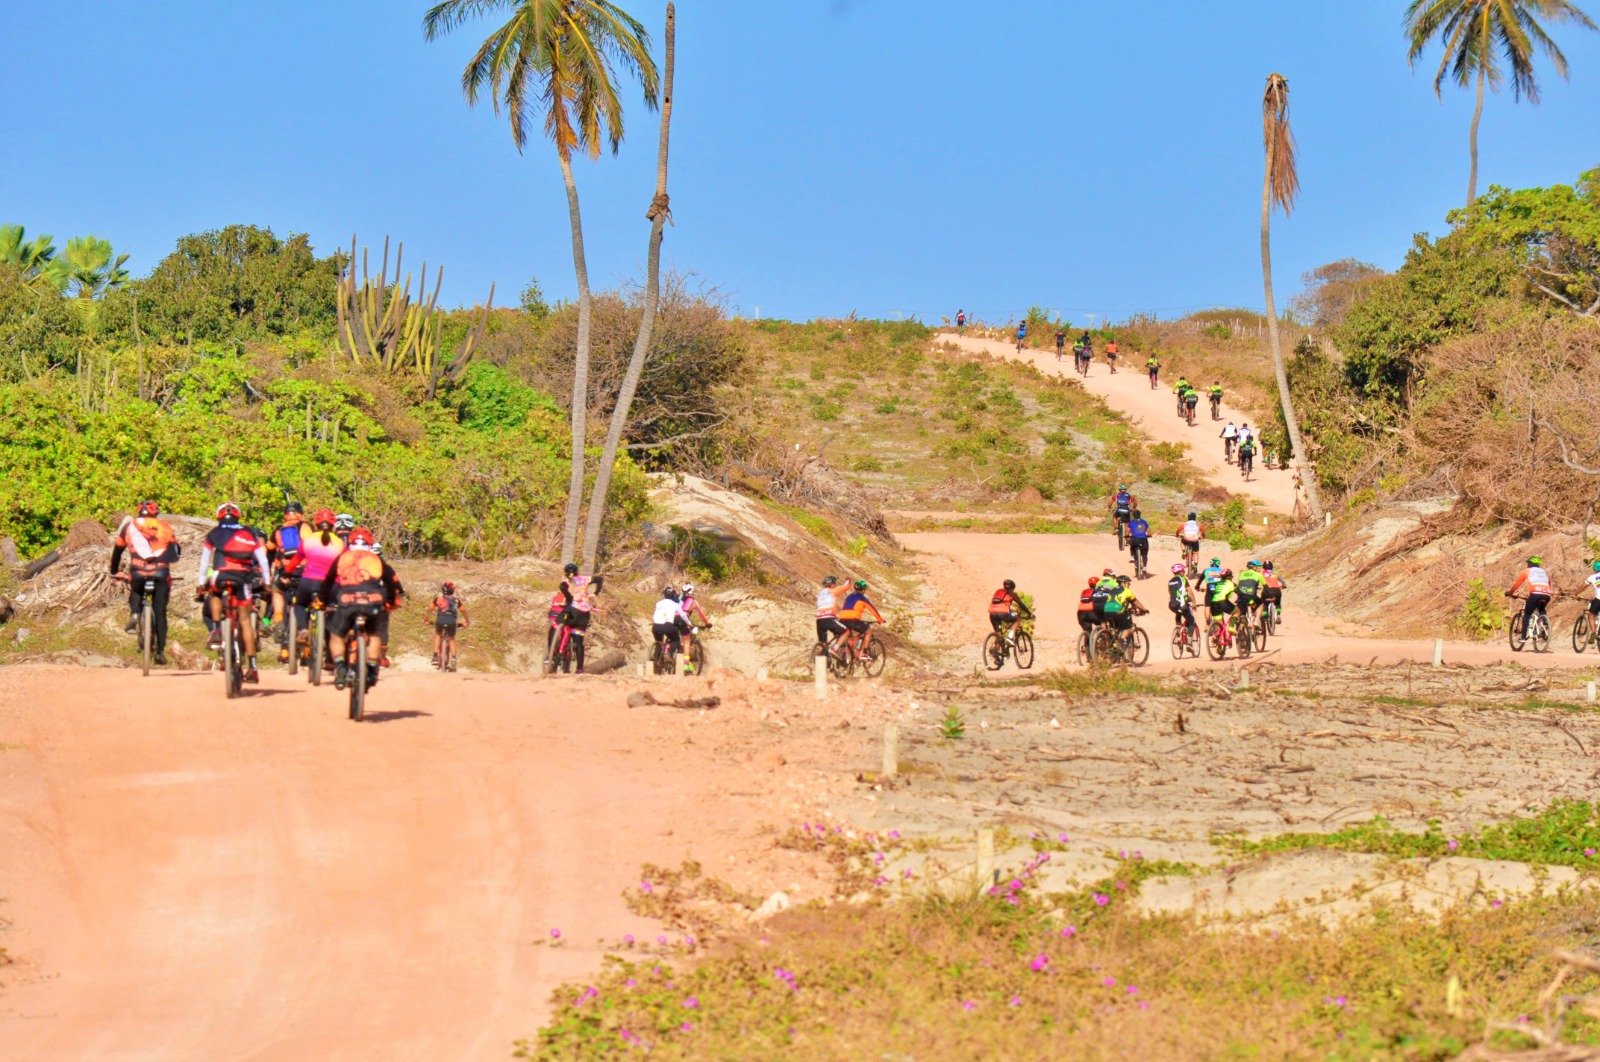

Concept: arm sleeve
[[197, 544, 214, 585], [590, 575, 604, 596], [316, 569, 337, 604], [253, 546, 271, 583], [109, 545, 125, 575], [867, 602, 885, 623]]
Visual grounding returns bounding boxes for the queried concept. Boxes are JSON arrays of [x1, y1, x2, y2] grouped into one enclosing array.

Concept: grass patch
[[1220, 799, 1600, 868], [522, 875, 1600, 1060], [1035, 668, 1163, 697]]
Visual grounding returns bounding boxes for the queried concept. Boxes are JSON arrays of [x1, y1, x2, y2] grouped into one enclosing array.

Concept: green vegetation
[[1456, 578, 1508, 639], [939, 704, 966, 740], [1036, 669, 1163, 696], [1223, 799, 1600, 867]]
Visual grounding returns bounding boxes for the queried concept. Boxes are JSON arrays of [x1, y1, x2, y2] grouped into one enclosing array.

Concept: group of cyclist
[[648, 580, 713, 673], [814, 574, 886, 661], [110, 500, 471, 689]]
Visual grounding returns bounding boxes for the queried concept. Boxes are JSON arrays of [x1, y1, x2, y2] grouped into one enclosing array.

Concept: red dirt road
[[0, 666, 786, 1061]]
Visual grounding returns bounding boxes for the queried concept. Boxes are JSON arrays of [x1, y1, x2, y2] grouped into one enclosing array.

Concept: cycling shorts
[[1078, 612, 1097, 632], [562, 609, 592, 632], [1181, 539, 1200, 552], [842, 619, 871, 634], [652, 622, 682, 645], [1589, 598, 1600, 616], [435, 617, 458, 635], [210, 570, 255, 602], [1208, 600, 1235, 615], [816, 617, 847, 642], [1184, 394, 1198, 407], [331, 602, 383, 638], [990, 612, 1018, 632]]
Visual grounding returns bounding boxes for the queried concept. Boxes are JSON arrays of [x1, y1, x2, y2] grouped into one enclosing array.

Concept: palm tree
[[1260, 74, 1324, 525], [580, 2, 674, 570], [1405, 0, 1597, 208], [0, 224, 68, 293], [60, 236, 130, 299], [424, 0, 659, 564]]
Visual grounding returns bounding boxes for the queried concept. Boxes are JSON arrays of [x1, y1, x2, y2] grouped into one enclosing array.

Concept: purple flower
[[1125, 986, 1138, 996], [1447, 840, 1458, 851], [1103, 976, 1117, 987], [1137, 1001, 1150, 1011], [658, 935, 669, 944], [685, 936, 696, 948], [623, 934, 635, 945], [641, 881, 654, 894], [1030, 953, 1050, 972], [1491, 899, 1504, 908], [550, 928, 561, 939], [1061, 925, 1077, 938], [903, 867, 915, 879], [1009, 994, 1023, 1007], [961, 1000, 976, 1011], [1058, 833, 1070, 843], [1093, 893, 1109, 906], [625, 979, 637, 987], [888, 830, 901, 840], [683, 996, 699, 1009], [1588, 848, 1597, 857], [680, 1021, 693, 1032]]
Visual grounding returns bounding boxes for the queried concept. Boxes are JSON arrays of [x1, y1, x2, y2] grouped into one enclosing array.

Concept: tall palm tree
[[0, 224, 68, 293], [580, 3, 675, 570], [1405, 0, 1597, 208], [424, 0, 659, 564], [60, 236, 130, 299], [1260, 74, 1324, 524]]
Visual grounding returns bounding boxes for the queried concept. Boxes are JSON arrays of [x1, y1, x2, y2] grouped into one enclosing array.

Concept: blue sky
[[5, 1, 1598, 323]]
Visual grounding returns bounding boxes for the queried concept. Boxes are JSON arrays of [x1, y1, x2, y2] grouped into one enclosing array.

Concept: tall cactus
[[335, 234, 494, 394]]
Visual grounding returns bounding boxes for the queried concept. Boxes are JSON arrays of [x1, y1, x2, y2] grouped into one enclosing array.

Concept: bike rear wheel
[[1206, 621, 1228, 661], [688, 639, 706, 674], [1508, 613, 1527, 652], [349, 632, 367, 721], [1115, 521, 1125, 550], [310, 612, 325, 686], [1170, 626, 1188, 660], [982, 633, 1004, 671], [287, 609, 299, 677], [1574, 612, 1594, 653], [1128, 627, 1150, 667], [1014, 632, 1034, 670], [1076, 631, 1092, 666], [1265, 603, 1279, 637], [140, 600, 153, 677], [224, 614, 243, 699], [1532, 613, 1551, 653], [1092, 628, 1115, 668]]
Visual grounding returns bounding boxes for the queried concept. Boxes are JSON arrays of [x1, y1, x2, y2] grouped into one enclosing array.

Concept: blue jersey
[[1128, 518, 1149, 540], [1201, 564, 1223, 589]]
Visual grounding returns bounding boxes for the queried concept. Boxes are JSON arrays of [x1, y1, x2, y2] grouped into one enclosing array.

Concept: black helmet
[[284, 501, 304, 515], [822, 575, 839, 587], [564, 562, 579, 576], [1131, 508, 1141, 519], [1002, 579, 1016, 591], [662, 586, 680, 600], [1187, 511, 1197, 520]]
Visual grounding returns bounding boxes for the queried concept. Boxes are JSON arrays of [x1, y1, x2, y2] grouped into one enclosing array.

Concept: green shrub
[[1456, 578, 1506, 640]]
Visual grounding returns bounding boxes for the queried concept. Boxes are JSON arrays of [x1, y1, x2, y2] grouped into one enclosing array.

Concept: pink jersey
[[298, 530, 346, 581]]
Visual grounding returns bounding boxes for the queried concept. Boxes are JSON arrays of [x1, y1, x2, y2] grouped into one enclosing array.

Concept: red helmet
[[216, 502, 242, 522], [136, 500, 160, 518], [1087, 577, 1098, 588], [348, 527, 376, 548], [442, 582, 456, 593], [311, 508, 337, 530]]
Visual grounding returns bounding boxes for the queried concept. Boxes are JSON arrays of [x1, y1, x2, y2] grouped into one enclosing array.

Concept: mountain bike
[[1240, 449, 1255, 480], [818, 631, 885, 678], [1210, 394, 1222, 420], [216, 585, 249, 699], [286, 599, 300, 677], [1183, 545, 1200, 581], [1131, 542, 1148, 579], [1076, 351, 1090, 378], [347, 612, 373, 721], [1261, 598, 1281, 638], [1206, 610, 1252, 661], [116, 573, 158, 676], [1114, 511, 1130, 550], [1148, 366, 1159, 389], [1185, 401, 1197, 426], [1574, 608, 1599, 653], [1076, 625, 1098, 666], [983, 622, 1034, 672], [651, 627, 706, 675], [549, 620, 579, 674], [307, 606, 328, 686], [1507, 595, 1551, 653], [1093, 621, 1149, 667], [1224, 436, 1235, 464], [1170, 619, 1201, 659]]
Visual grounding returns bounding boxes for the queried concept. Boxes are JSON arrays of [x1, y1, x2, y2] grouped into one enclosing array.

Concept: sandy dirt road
[[904, 529, 1578, 672], [0, 665, 814, 1062], [940, 332, 1299, 514]]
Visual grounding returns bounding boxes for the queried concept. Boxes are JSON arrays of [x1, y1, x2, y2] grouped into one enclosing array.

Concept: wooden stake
[[976, 827, 995, 890], [882, 723, 899, 779]]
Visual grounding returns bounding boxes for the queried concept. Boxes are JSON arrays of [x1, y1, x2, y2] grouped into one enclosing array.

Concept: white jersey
[[1587, 572, 1600, 599], [1222, 424, 1237, 439], [1181, 519, 1201, 542], [1524, 566, 1552, 593], [1239, 427, 1254, 442], [652, 598, 687, 625]]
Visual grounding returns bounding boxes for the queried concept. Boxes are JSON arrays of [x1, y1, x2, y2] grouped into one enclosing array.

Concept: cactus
[[335, 235, 494, 395]]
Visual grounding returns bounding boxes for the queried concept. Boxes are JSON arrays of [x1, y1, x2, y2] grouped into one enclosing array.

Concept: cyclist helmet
[[311, 508, 336, 530], [1221, 568, 1234, 579], [371, 542, 384, 557], [564, 562, 579, 576], [681, 582, 695, 596], [1264, 560, 1275, 571], [1210, 557, 1221, 567], [1247, 560, 1263, 570], [1117, 575, 1131, 585], [1171, 563, 1186, 574], [662, 586, 680, 600], [216, 502, 242, 522], [136, 500, 160, 517], [1103, 568, 1115, 577], [1528, 556, 1544, 567], [822, 575, 839, 587], [348, 527, 376, 548], [442, 582, 455, 593], [1118, 483, 1127, 490], [853, 579, 868, 591], [334, 513, 355, 533], [1593, 562, 1600, 573], [1131, 508, 1141, 518], [1002, 579, 1016, 591], [284, 501, 304, 515]]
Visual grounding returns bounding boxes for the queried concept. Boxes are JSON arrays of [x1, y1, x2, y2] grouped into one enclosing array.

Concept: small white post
[[1588, 681, 1596, 703], [756, 665, 769, 682], [882, 723, 899, 779], [976, 827, 995, 889], [1238, 668, 1251, 689], [1432, 638, 1444, 669], [814, 655, 827, 700], [1324, 512, 1332, 528], [635, 663, 647, 677]]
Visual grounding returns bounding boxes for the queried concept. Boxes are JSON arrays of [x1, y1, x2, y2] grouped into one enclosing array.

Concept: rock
[[750, 891, 791, 921], [0, 595, 13, 625], [0, 537, 17, 565], [1015, 487, 1045, 506], [14, 627, 30, 643], [627, 691, 657, 708]]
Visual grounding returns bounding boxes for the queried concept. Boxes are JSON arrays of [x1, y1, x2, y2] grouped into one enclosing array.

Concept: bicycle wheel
[[1014, 632, 1034, 670], [1076, 631, 1091, 666], [309, 612, 325, 686], [223, 616, 241, 699], [349, 632, 366, 721], [1574, 612, 1594, 654], [1234, 618, 1253, 659], [1170, 626, 1188, 660], [140, 600, 153, 677], [1265, 603, 1279, 637], [1206, 621, 1228, 661], [1116, 521, 1125, 550], [859, 641, 887, 678], [1092, 628, 1115, 668], [1533, 613, 1551, 653], [286, 609, 299, 677], [1128, 627, 1150, 667], [982, 633, 1004, 672], [1508, 613, 1527, 652], [688, 639, 706, 675]]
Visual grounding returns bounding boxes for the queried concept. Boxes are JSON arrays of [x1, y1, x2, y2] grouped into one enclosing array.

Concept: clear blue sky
[[5, 1, 1598, 324]]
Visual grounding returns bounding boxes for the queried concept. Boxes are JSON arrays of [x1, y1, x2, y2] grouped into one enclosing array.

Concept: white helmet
[[680, 582, 695, 596]]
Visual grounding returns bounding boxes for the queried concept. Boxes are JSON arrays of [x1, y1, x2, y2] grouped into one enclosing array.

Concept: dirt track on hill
[[939, 332, 1300, 514]]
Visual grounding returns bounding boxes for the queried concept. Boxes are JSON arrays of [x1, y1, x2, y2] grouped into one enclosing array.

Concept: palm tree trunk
[[580, 4, 676, 571], [558, 153, 593, 565], [1262, 127, 1324, 524], [1467, 64, 1485, 208]]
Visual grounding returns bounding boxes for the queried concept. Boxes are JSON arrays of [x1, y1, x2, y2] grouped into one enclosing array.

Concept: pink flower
[[623, 934, 635, 945], [1061, 925, 1077, 938], [1030, 953, 1050, 972], [1058, 833, 1070, 843], [888, 830, 901, 840], [1137, 1001, 1150, 1011], [903, 868, 915, 879], [1103, 976, 1116, 988], [683, 996, 699, 1009], [641, 881, 654, 894], [1009, 994, 1023, 1007], [1587, 848, 1596, 856], [1491, 899, 1504, 908], [550, 928, 561, 939], [1447, 840, 1458, 851], [1125, 986, 1138, 995], [961, 1000, 977, 1011], [680, 1021, 693, 1032], [658, 935, 669, 944], [1093, 893, 1109, 906]]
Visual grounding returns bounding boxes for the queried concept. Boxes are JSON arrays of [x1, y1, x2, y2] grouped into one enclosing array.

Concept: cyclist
[[1205, 568, 1239, 641], [1105, 337, 1119, 373], [1238, 422, 1254, 450], [545, 585, 569, 663], [370, 541, 405, 669], [427, 582, 469, 671], [111, 500, 179, 666], [1109, 484, 1136, 539], [197, 502, 271, 682], [838, 579, 885, 657], [1168, 563, 1198, 641], [1127, 508, 1151, 573], [1079, 331, 1092, 353], [558, 562, 603, 675], [1208, 382, 1223, 419], [334, 513, 355, 545], [679, 581, 713, 674], [815, 574, 849, 650], [294, 509, 346, 666], [1262, 561, 1286, 627], [1196, 555, 1225, 623], [1054, 328, 1066, 360], [1586, 561, 1600, 625], [955, 309, 966, 332], [1077, 576, 1100, 643], [1182, 383, 1200, 423], [313, 527, 399, 690], [266, 502, 306, 661], [1236, 560, 1266, 629], [1015, 321, 1028, 351], [1146, 354, 1160, 386], [1177, 512, 1204, 573], [988, 579, 1033, 644], [1238, 433, 1258, 477], [1505, 556, 1555, 642], [1076, 339, 1092, 375], [1091, 568, 1119, 629], [1103, 575, 1147, 653], [651, 586, 690, 663], [1220, 421, 1238, 462], [1173, 377, 1191, 416]]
